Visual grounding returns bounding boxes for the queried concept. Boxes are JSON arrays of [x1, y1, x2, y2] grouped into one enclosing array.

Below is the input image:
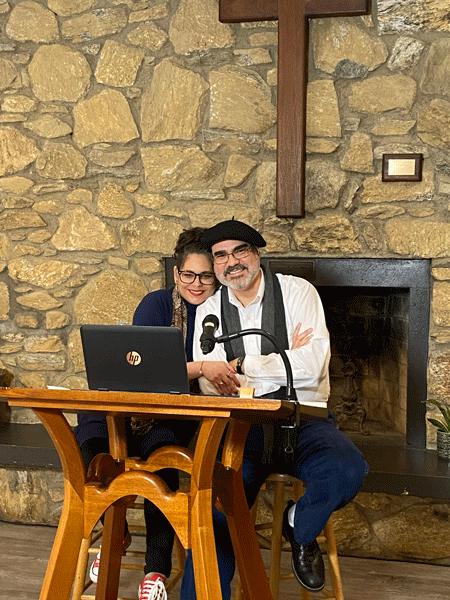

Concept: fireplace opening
[[319, 286, 409, 444]]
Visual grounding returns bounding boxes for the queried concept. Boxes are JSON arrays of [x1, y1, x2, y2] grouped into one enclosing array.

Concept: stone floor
[[2, 520, 450, 600]]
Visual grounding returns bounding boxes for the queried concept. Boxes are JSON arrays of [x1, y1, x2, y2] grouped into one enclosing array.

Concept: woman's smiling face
[[173, 253, 216, 305]]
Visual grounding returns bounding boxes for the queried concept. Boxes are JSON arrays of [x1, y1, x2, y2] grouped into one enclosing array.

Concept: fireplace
[[166, 256, 430, 449], [260, 258, 430, 449]]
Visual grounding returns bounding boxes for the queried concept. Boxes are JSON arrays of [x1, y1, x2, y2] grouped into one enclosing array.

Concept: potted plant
[[426, 399, 450, 460]]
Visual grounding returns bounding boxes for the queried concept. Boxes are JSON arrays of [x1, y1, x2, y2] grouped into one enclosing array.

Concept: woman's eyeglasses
[[212, 244, 252, 264], [177, 271, 216, 285]]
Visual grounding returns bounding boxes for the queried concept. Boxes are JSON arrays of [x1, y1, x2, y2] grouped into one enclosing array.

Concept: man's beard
[[217, 263, 259, 291]]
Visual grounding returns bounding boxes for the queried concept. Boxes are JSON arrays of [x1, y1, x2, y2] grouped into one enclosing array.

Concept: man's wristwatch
[[236, 356, 245, 375]]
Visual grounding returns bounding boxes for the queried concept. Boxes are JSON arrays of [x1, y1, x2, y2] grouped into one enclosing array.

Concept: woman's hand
[[201, 361, 240, 395], [291, 323, 313, 349]]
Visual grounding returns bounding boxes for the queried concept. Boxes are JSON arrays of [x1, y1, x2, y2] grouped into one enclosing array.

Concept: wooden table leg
[[89, 415, 129, 600], [95, 499, 128, 600], [34, 409, 86, 600], [190, 487, 222, 599], [190, 417, 229, 600], [220, 420, 273, 600]]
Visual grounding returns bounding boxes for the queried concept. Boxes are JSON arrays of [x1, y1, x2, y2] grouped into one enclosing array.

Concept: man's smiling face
[[211, 239, 260, 291]]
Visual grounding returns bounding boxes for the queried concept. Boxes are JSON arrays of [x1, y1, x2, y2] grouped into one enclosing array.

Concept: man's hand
[[201, 361, 240, 395], [291, 323, 313, 349]]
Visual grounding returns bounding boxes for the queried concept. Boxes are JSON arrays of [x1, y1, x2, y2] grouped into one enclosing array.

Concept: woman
[[75, 227, 240, 600]]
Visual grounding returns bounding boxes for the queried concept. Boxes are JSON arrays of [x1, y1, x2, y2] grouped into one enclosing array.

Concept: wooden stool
[[235, 473, 344, 600], [71, 497, 185, 600]]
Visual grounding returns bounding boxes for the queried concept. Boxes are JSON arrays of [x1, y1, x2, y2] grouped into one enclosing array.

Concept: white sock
[[288, 503, 296, 528]]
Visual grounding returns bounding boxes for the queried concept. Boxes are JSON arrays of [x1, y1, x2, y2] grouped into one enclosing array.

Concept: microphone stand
[[213, 328, 300, 432]]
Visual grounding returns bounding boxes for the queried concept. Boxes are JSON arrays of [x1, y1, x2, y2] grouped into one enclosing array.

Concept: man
[[180, 219, 368, 600]]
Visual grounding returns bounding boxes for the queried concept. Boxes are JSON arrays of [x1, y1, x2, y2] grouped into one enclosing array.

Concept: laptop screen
[[80, 324, 190, 394]]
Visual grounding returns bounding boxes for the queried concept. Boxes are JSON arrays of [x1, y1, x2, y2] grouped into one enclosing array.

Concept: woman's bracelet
[[199, 361, 204, 377]]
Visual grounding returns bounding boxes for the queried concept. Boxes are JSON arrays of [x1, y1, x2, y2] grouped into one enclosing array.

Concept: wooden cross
[[219, 0, 371, 218]]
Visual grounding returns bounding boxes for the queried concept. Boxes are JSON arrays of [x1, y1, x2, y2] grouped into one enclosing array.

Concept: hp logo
[[126, 351, 141, 366]]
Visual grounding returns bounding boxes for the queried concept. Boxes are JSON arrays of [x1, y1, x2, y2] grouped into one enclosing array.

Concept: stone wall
[[0, 0, 447, 427], [2, 466, 450, 567], [2, 0, 450, 564]]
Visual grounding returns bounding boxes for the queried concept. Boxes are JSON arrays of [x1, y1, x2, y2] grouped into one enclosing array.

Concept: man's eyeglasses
[[177, 270, 216, 285], [212, 244, 252, 264]]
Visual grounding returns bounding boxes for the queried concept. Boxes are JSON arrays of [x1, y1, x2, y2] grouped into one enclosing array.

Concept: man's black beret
[[201, 219, 266, 251]]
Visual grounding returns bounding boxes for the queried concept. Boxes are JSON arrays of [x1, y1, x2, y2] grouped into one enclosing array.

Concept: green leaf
[[425, 399, 450, 430], [426, 398, 443, 411], [427, 417, 450, 432]]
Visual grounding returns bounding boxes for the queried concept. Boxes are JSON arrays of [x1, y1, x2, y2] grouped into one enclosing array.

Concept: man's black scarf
[[219, 268, 297, 465], [220, 267, 289, 362]]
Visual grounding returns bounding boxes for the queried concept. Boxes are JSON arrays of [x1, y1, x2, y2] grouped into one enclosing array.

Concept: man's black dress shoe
[[282, 500, 325, 592]]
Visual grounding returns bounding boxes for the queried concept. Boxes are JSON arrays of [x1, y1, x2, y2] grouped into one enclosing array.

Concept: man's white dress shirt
[[193, 271, 330, 407]]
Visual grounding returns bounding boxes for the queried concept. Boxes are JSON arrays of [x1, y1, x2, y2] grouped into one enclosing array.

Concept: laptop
[[80, 324, 190, 394]]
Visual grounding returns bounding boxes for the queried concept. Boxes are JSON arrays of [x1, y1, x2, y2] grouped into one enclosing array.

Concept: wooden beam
[[277, 0, 307, 217], [219, 0, 372, 217], [220, 0, 371, 22], [219, 0, 277, 21]]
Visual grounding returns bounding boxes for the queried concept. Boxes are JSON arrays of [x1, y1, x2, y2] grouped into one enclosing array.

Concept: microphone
[[200, 314, 219, 354]]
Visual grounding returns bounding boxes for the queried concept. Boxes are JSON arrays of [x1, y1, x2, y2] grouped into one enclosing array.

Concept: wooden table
[[2, 387, 295, 600]]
